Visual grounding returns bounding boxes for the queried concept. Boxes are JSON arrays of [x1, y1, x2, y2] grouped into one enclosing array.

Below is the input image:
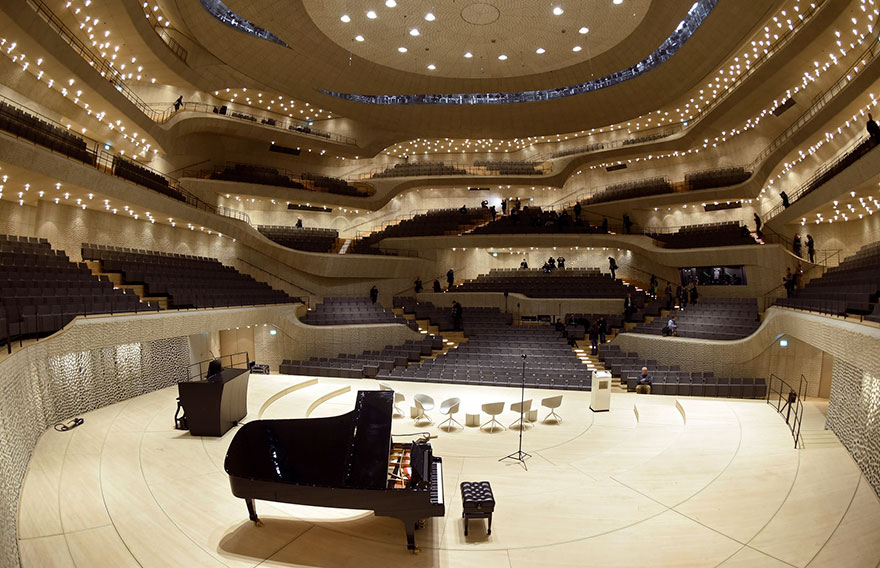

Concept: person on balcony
[[867, 113, 880, 142]]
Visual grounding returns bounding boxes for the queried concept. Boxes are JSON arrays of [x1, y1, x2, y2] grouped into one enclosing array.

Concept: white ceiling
[[302, 0, 651, 79]]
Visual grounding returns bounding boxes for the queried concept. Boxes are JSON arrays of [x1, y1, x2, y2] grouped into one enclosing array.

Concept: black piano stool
[[460, 481, 494, 536]]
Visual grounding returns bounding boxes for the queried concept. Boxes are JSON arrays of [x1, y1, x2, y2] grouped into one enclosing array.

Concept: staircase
[[337, 238, 351, 254], [574, 336, 626, 393], [392, 308, 466, 360], [83, 260, 169, 309]]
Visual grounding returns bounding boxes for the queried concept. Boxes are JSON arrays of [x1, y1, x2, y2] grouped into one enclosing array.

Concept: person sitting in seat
[[663, 315, 677, 336], [635, 367, 652, 394]]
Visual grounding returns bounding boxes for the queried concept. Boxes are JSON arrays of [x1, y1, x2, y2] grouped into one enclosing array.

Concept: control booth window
[[680, 266, 747, 286]]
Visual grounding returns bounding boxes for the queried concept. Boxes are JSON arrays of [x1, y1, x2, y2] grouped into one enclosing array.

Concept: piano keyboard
[[431, 461, 444, 505]]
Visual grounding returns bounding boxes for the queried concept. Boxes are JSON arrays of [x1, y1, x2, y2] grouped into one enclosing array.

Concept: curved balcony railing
[[156, 102, 357, 145]]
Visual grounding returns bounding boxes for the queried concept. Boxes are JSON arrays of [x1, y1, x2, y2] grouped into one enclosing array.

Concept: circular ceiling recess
[[302, 0, 652, 79]]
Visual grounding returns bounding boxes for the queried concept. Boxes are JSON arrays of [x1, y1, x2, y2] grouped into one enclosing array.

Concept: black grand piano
[[224, 390, 444, 552]]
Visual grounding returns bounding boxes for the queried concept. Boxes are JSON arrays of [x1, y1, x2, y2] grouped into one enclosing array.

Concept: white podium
[[590, 371, 612, 412]]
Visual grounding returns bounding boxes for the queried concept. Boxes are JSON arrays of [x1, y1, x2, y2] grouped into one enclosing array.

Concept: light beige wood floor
[[17, 375, 880, 568]]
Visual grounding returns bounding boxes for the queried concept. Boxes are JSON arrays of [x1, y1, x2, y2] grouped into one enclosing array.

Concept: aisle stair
[[84, 260, 169, 309]]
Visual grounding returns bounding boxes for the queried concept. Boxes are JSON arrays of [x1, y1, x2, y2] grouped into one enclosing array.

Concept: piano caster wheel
[[410, 547, 421, 555], [254, 520, 264, 528], [418, 520, 425, 529]]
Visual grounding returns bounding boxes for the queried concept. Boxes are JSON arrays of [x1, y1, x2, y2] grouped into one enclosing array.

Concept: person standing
[[414, 277, 423, 294], [588, 323, 600, 356], [573, 201, 582, 222], [446, 268, 455, 289], [868, 113, 880, 142], [806, 234, 815, 263], [601, 217, 609, 233], [597, 315, 607, 344], [783, 268, 795, 298], [623, 293, 635, 322], [295, 218, 303, 228], [173, 95, 183, 110], [754, 212, 762, 237], [664, 283, 674, 310], [557, 256, 565, 270], [608, 257, 618, 279], [369, 285, 378, 304], [793, 234, 802, 257], [547, 256, 556, 271], [623, 214, 633, 234], [451, 301, 463, 331], [520, 258, 529, 269], [689, 283, 699, 305], [433, 279, 442, 293], [490, 205, 497, 221], [780, 191, 790, 208], [501, 199, 508, 215], [514, 197, 521, 211]]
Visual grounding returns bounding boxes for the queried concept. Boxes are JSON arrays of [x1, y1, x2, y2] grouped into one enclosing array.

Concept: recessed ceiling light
[[427, 64, 436, 70], [572, 45, 582, 52], [553, 6, 564, 15], [366, 10, 377, 19], [385, 0, 396, 6], [340, 14, 351, 23], [398, 46, 407, 52], [410, 28, 420, 36], [498, 54, 508, 60], [464, 51, 473, 58], [425, 12, 436, 21], [355, 34, 364, 41], [536, 47, 546, 54], [579, 26, 589, 34]]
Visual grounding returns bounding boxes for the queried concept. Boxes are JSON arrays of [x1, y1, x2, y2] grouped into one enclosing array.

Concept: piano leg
[[246, 498, 263, 527], [402, 518, 419, 553]]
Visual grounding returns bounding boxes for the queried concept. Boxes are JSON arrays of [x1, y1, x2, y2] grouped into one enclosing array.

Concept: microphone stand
[[500, 354, 531, 470]]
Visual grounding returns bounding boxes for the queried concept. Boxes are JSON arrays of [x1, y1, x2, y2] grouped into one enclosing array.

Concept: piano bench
[[460, 481, 495, 536]]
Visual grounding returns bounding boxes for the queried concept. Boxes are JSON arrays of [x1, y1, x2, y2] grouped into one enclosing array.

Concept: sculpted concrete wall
[[0, 303, 424, 567]]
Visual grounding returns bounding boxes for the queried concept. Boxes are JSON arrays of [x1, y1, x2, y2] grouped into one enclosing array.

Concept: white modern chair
[[480, 402, 506, 432], [414, 394, 435, 425], [393, 392, 406, 417], [541, 395, 564, 423], [509, 399, 533, 429], [438, 397, 462, 431]]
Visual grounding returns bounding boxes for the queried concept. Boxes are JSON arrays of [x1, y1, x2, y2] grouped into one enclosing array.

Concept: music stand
[[500, 354, 531, 470]]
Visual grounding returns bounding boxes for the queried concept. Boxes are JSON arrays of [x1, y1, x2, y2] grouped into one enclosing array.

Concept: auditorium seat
[[81, 243, 299, 309]]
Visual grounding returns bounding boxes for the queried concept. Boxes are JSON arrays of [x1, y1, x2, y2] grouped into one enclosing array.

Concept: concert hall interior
[[3, 0, 880, 566]]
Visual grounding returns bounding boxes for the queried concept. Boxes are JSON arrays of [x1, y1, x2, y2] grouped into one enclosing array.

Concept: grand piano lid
[[224, 390, 393, 489]]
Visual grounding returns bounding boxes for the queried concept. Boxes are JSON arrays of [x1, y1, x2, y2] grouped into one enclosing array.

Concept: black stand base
[[499, 449, 532, 470]]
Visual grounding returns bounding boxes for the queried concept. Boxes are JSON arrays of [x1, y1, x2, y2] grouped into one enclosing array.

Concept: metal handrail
[[766, 373, 807, 448], [152, 25, 188, 63], [25, 0, 165, 122], [235, 257, 316, 302], [161, 102, 358, 145], [539, 0, 828, 163], [763, 135, 875, 221], [349, 160, 553, 181]]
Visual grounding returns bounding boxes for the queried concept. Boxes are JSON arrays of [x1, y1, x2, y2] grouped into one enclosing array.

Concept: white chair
[[414, 394, 434, 425], [509, 399, 533, 429], [541, 395, 563, 423], [438, 397, 462, 431], [480, 402, 506, 432], [393, 392, 406, 416]]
